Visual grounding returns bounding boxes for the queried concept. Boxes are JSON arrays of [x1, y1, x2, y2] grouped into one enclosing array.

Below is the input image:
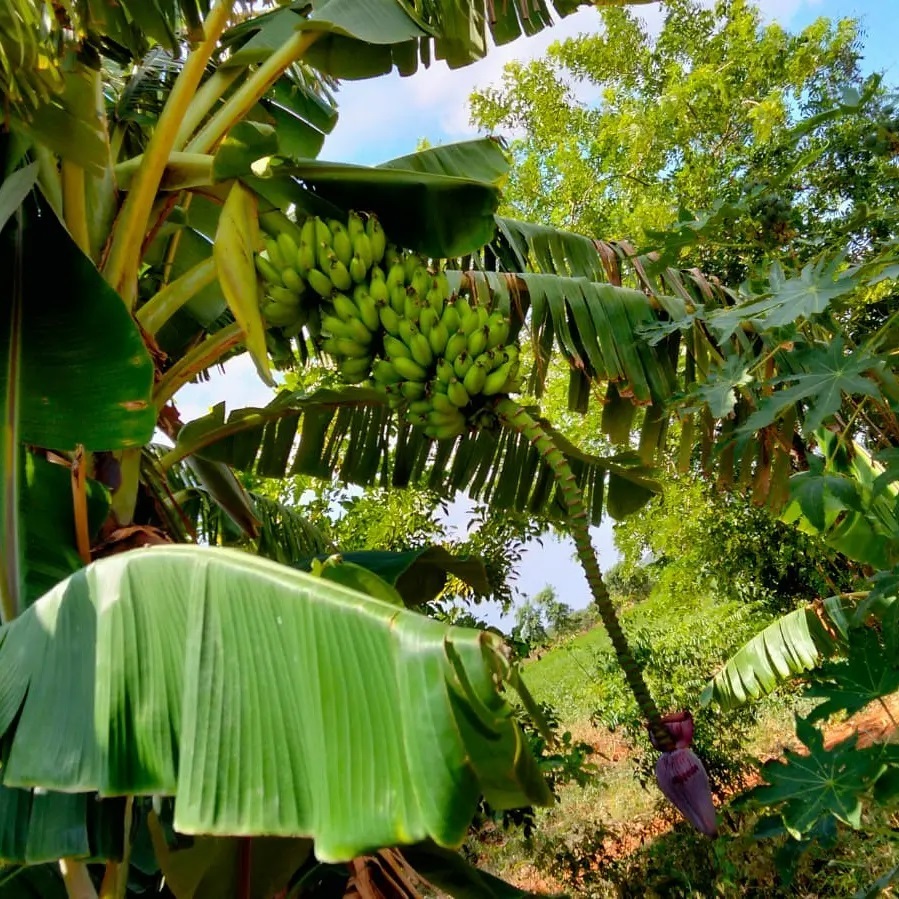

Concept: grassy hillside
[[469, 593, 899, 897]]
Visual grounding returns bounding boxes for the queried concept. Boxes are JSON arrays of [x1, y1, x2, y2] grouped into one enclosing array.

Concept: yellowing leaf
[[213, 182, 273, 386]]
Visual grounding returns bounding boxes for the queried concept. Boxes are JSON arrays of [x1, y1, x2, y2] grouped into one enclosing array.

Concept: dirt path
[[494, 695, 899, 894]]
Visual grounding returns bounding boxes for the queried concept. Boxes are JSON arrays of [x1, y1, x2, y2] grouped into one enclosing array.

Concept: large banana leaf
[[0, 546, 551, 863], [0, 194, 155, 451], [296, 547, 491, 605], [165, 389, 661, 524], [700, 596, 852, 711], [222, 1, 585, 81], [274, 150, 506, 258]]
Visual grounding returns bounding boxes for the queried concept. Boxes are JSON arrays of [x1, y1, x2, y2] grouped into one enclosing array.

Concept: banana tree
[[1, 0, 718, 896]]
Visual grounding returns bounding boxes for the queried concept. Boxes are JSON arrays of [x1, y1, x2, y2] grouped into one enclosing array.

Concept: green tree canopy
[[469, 0, 891, 264]]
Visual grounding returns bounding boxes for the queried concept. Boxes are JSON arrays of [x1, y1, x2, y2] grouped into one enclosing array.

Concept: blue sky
[[177, 0, 898, 626]]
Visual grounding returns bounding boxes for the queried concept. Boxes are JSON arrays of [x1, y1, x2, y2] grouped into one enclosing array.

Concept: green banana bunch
[[253, 212, 524, 436]]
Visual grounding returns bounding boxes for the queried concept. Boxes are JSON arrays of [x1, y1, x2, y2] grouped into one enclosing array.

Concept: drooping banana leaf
[[700, 596, 852, 711], [445, 269, 679, 406], [0, 546, 551, 863], [164, 389, 662, 525], [0, 786, 126, 865], [219, 1, 587, 82], [0, 193, 155, 451], [295, 546, 491, 606], [262, 150, 507, 258]]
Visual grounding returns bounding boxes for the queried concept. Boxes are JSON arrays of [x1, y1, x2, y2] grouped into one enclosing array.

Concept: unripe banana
[[366, 216, 387, 263], [430, 376, 449, 395], [268, 285, 301, 307], [428, 321, 449, 356], [401, 381, 427, 401], [467, 327, 488, 358], [384, 335, 412, 360], [344, 315, 374, 345], [431, 392, 458, 415], [460, 305, 482, 336], [300, 217, 316, 248], [408, 331, 434, 368], [339, 355, 373, 383], [425, 286, 445, 314], [403, 290, 422, 323], [372, 359, 402, 385], [411, 266, 431, 298], [347, 211, 365, 239], [444, 331, 468, 363], [475, 306, 490, 330], [427, 408, 465, 429], [403, 253, 422, 283], [264, 238, 286, 269], [482, 361, 514, 396], [463, 358, 489, 395], [353, 288, 380, 332], [454, 297, 472, 322], [296, 240, 316, 274], [332, 292, 359, 323], [323, 337, 370, 359], [277, 232, 299, 269], [263, 301, 301, 327], [353, 231, 373, 270], [384, 244, 401, 268], [368, 274, 389, 306], [424, 422, 465, 440], [440, 305, 460, 334], [328, 258, 352, 292], [322, 314, 352, 339], [436, 358, 455, 384], [418, 306, 438, 336], [317, 242, 337, 272], [379, 304, 402, 336], [255, 254, 282, 284], [398, 318, 418, 345], [486, 315, 510, 349], [349, 253, 368, 284], [314, 217, 332, 246], [408, 398, 432, 415], [328, 220, 353, 266], [389, 285, 407, 315], [280, 267, 305, 293], [306, 268, 333, 298], [453, 351, 474, 379], [392, 356, 428, 381], [447, 378, 470, 408], [386, 262, 406, 293]]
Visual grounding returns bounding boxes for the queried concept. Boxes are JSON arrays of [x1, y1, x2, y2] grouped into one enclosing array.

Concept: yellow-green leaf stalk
[[137, 257, 217, 336], [102, 0, 236, 305], [186, 30, 321, 155]]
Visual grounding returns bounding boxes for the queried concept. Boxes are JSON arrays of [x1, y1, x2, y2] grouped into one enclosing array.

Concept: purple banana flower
[[655, 747, 718, 837], [648, 710, 718, 837]]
